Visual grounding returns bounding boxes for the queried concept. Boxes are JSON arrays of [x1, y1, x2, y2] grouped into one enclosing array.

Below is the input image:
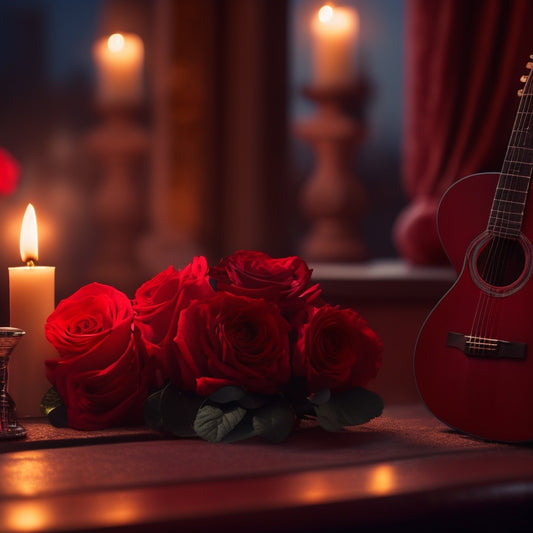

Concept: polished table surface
[[1, 403, 532, 533]]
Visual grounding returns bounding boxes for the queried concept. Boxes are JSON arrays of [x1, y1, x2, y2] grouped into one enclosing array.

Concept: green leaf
[[308, 388, 331, 406], [252, 398, 294, 443], [160, 385, 204, 438], [48, 405, 69, 428], [208, 385, 246, 404], [144, 383, 204, 437], [208, 386, 276, 410], [193, 401, 247, 443], [315, 387, 384, 432], [143, 386, 166, 431], [238, 391, 274, 410], [41, 387, 63, 416], [220, 413, 257, 443], [41, 387, 68, 428]]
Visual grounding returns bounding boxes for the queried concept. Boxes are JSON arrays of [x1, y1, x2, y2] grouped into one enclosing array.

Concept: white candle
[[93, 32, 144, 105], [8, 204, 56, 417], [311, 4, 359, 88]]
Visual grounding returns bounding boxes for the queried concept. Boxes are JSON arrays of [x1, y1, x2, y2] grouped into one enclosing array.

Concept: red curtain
[[394, 0, 533, 265]]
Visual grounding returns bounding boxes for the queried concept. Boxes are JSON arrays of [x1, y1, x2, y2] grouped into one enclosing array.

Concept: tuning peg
[[521, 75, 529, 82], [527, 61, 533, 69], [518, 89, 524, 97]]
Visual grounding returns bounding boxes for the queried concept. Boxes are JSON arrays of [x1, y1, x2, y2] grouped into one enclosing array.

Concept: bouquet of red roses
[[42, 251, 384, 443]]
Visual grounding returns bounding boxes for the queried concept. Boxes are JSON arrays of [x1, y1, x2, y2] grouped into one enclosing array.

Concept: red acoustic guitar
[[414, 56, 533, 443]]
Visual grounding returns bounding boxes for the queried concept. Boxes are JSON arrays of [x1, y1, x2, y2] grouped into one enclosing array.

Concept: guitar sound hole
[[476, 237, 525, 287]]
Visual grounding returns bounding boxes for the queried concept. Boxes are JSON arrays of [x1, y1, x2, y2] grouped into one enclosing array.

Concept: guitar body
[[414, 172, 533, 442]]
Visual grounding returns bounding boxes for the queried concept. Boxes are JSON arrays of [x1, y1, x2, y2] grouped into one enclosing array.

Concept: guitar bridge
[[447, 332, 527, 360]]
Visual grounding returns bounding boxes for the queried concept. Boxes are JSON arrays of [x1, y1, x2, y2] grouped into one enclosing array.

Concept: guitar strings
[[479, 74, 531, 346], [485, 71, 531, 346], [469, 62, 533, 352]]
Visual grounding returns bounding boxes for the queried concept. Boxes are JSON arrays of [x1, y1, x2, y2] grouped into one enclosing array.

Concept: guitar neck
[[488, 62, 533, 238]]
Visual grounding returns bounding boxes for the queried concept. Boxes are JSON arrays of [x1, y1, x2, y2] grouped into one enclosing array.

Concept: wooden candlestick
[[294, 84, 369, 262]]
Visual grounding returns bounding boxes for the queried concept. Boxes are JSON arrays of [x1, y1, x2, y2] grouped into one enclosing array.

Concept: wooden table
[[1, 403, 532, 533]]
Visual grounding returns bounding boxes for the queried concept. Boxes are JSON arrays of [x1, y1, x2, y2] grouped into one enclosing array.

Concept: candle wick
[[26, 259, 36, 267]]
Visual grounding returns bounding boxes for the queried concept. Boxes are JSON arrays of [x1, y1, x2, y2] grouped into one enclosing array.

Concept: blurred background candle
[[311, 4, 359, 88], [8, 204, 56, 417], [93, 32, 144, 105]]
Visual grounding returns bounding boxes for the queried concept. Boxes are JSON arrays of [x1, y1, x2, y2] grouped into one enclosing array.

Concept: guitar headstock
[[517, 54, 533, 96]]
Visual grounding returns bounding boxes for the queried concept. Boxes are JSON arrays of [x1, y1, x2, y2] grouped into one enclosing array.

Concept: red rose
[[209, 250, 319, 303], [292, 305, 383, 393], [133, 258, 215, 384], [45, 283, 151, 429], [174, 292, 292, 396], [0, 148, 20, 196]]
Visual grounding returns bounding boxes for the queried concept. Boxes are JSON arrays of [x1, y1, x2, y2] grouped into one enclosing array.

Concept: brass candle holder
[[0, 327, 27, 439]]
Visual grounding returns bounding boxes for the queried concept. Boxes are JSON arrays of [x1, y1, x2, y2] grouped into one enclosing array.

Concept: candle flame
[[318, 5, 334, 23], [317, 5, 357, 32], [20, 204, 38, 264], [107, 33, 125, 53]]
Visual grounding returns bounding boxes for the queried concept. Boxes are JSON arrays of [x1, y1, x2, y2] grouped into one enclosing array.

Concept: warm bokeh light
[[318, 4, 333, 23], [6, 503, 51, 531], [368, 464, 397, 495], [107, 33, 125, 53], [317, 4, 357, 32], [19, 203, 38, 264], [94, 32, 145, 105]]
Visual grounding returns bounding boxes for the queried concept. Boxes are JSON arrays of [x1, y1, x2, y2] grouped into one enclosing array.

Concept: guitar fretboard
[[488, 62, 533, 238]]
